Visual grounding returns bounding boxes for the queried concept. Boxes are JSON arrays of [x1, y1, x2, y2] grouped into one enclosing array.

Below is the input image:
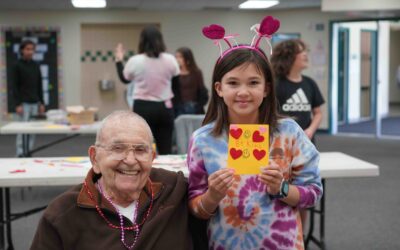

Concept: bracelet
[[199, 196, 216, 217]]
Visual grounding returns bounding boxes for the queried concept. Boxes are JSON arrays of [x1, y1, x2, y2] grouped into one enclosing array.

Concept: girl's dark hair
[[203, 47, 282, 138], [176, 47, 199, 73], [270, 39, 306, 79], [138, 25, 166, 58]]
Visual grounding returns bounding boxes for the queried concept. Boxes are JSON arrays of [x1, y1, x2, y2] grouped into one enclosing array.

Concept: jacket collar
[[77, 168, 164, 213]]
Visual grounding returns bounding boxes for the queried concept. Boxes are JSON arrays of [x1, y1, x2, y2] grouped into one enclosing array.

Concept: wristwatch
[[270, 179, 289, 199]]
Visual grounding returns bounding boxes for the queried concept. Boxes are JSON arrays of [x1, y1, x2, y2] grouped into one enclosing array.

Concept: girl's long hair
[[176, 47, 200, 73]]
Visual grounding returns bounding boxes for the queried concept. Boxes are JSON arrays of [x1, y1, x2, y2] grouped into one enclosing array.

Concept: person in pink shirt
[[115, 26, 180, 154]]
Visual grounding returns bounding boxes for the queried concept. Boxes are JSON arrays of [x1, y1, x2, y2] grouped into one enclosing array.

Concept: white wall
[[377, 21, 390, 116], [0, 8, 347, 128]]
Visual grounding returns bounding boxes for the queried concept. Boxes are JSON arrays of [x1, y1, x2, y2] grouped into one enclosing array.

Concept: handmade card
[[227, 124, 269, 175]]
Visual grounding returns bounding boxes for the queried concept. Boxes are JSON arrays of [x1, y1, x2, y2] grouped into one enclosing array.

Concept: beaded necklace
[[83, 179, 154, 249], [97, 181, 139, 249]]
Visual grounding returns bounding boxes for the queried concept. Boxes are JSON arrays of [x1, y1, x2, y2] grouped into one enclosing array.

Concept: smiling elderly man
[[31, 110, 196, 250]]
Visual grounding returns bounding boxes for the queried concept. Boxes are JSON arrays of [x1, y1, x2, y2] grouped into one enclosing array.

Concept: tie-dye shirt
[[187, 118, 323, 250]]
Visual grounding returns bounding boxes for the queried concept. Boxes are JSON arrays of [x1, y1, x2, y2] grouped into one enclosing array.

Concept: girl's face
[[175, 52, 185, 68], [292, 46, 309, 71], [215, 63, 268, 124]]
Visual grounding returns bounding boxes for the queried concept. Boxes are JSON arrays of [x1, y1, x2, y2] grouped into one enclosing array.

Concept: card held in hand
[[227, 124, 269, 175]]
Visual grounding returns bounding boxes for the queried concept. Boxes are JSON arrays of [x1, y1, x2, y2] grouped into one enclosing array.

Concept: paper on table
[[64, 157, 88, 163], [227, 124, 269, 175], [45, 124, 67, 129]]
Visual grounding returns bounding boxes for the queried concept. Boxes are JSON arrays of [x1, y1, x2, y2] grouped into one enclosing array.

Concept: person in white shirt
[[115, 26, 180, 155]]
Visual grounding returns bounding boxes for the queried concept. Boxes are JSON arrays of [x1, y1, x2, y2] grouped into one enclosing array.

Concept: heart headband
[[202, 15, 280, 62]]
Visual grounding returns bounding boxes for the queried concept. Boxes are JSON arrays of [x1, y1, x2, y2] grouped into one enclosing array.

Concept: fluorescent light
[[71, 0, 106, 8], [239, 0, 279, 9]]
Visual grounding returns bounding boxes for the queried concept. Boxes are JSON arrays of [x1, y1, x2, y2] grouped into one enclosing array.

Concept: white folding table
[[0, 121, 100, 157], [0, 152, 378, 250]]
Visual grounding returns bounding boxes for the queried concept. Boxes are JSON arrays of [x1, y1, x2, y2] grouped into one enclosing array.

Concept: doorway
[[330, 19, 400, 138], [360, 29, 377, 120]]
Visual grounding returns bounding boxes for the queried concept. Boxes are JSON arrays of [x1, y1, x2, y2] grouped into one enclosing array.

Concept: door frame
[[337, 27, 350, 124]]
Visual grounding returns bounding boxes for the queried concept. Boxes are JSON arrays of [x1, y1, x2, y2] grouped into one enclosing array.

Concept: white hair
[[95, 110, 154, 144]]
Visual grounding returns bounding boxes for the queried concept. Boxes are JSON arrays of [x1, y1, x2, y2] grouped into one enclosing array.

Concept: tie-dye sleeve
[[187, 135, 211, 218], [290, 127, 323, 209], [187, 136, 209, 200]]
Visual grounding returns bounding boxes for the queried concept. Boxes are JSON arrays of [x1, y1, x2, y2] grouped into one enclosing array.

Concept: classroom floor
[[338, 116, 400, 136], [0, 133, 399, 250]]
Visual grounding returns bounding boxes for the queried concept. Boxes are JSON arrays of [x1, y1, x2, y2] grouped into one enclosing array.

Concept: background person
[[271, 39, 325, 230], [12, 39, 45, 157], [115, 25, 180, 154], [172, 47, 208, 117], [271, 39, 324, 143]]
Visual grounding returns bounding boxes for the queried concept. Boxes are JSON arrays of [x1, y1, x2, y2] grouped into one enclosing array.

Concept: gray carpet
[[338, 116, 400, 136], [0, 133, 399, 250]]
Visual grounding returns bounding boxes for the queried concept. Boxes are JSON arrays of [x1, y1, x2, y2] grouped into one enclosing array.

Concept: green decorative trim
[[81, 49, 135, 62]]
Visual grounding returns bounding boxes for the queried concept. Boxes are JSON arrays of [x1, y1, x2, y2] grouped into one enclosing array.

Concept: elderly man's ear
[[89, 146, 100, 174]]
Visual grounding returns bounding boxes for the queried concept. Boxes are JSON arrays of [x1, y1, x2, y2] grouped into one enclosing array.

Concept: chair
[[174, 114, 205, 154]]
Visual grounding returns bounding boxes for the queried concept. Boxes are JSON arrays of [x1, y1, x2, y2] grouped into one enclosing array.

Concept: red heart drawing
[[253, 149, 266, 161], [230, 148, 243, 160], [230, 128, 243, 140], [259, 16, 280, 36], [202, 24, 225, 40], [252, 131, 265, 142]]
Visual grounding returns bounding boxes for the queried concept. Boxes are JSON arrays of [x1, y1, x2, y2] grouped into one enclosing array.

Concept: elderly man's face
[[90, 118, 154, 202]]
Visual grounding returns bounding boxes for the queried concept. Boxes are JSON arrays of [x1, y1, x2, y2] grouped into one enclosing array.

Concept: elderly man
[[31, 110, 194, 250]]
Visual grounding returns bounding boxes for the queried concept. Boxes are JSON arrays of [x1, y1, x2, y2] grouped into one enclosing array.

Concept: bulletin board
[[0, 27, 63, 115]]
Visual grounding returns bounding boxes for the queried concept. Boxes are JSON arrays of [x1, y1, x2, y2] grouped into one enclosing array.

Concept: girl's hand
[[259, 165, 283, 195], [114, 43, 125, 62], [206, 168, 235, 203]]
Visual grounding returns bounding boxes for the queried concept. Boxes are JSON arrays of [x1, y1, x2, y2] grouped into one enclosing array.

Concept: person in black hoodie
[[12, 40, 44, 157]]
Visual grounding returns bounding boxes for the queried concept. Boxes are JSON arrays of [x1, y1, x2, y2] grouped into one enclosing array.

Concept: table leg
[[0, 188, 4, 250], [304, 179, 326, 250], [4, 189, 14, 250], [320, 179, 326, 250], [305, 207, 315, 246], [25, 134, 31, 157], [21, 134, 27, 157]]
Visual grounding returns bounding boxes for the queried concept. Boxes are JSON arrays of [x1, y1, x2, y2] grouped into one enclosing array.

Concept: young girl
[[187, 17, 323, 250]]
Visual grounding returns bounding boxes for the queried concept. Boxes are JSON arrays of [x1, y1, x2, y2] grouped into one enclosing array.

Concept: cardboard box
[[68, 110, 95, 125], [66, 106, 97, 125]]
